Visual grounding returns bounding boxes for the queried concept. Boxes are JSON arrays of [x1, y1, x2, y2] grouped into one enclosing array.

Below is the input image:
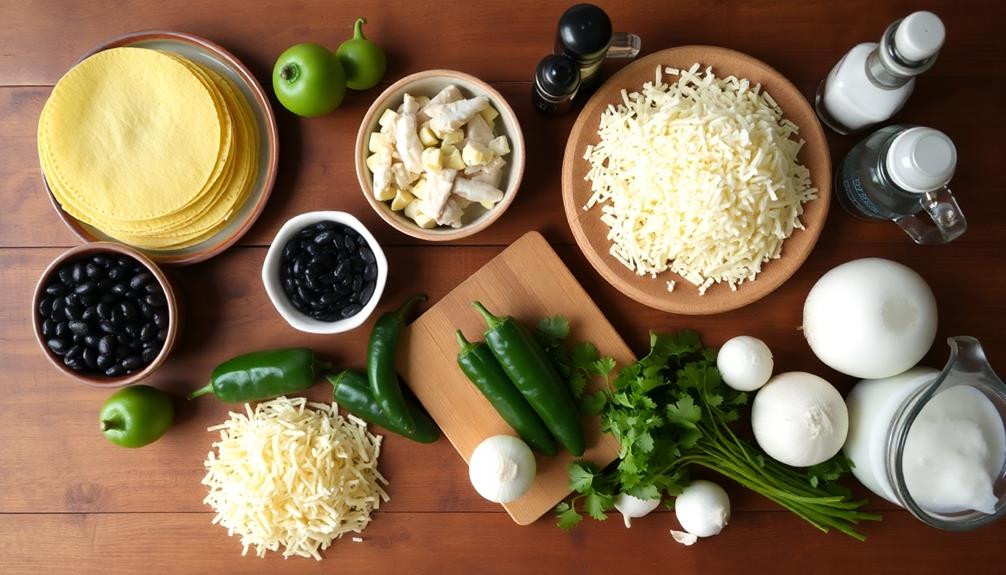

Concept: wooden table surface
[[3, 1, 1005, 573]]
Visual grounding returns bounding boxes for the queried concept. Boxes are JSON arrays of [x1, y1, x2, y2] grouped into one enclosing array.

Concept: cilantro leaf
[[579, 390, 608, 415], [591, 356, 617, 377], [666, 395, 702, 429], [584, 491, 611, 521], [537, 315, 569, 343], [571, 342, 600, 371], [568, 461, 596, 493], [627, 484, 661, 501], [556, 502, 582, 530]]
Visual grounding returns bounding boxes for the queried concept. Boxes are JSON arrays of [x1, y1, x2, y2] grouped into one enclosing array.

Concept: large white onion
[[751, 372, 848, 467], [802, 258, 937, 379]]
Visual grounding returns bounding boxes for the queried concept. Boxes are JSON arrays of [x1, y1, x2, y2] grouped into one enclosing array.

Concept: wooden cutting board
[[398, 231, 631, 525]]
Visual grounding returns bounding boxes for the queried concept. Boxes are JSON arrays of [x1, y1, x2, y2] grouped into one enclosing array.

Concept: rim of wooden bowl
[[355, 69, 526, 241], [31, 242, 179, 387], [562, 46, 831, 315]]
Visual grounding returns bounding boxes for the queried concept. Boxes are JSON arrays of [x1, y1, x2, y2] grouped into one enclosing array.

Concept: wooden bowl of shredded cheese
[[562, 46, 830, 315]]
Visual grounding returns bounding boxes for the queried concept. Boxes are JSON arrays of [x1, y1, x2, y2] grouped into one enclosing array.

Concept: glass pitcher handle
[[893, 187, 967, 245], [607, 33, 641, 59]]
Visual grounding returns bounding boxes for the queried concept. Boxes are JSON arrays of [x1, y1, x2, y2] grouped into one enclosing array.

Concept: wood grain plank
[[2, 0, 1005, 87], [2, 242, 1004, 514], [3, 511, 1006, 575]]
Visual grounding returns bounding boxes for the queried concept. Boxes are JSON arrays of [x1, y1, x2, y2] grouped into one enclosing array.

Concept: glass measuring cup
[[886, 337, 1006, 529]]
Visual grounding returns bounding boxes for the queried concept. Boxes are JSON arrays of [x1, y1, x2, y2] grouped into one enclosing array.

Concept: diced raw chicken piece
[[392, 163, 419, 189], [418, 85, 463, 122], [437, 197, 465, 228], [372, 165, 393, 199], [465, 114, 493, 146], [452, 177, 504, 205], [394, 114, 424, 174], [421, 168, 457, 218], [398, 93, 422, 115], [464, 157, 506, 188], [426, 96, 490, 134]]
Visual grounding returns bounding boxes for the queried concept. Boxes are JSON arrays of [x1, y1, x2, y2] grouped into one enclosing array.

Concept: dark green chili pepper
[[368, 294, 426, 433], [472, 301, 585, 455], [188, 348, 330, 402], [456, 330, 558, 455], [328, 370, 440, 443]]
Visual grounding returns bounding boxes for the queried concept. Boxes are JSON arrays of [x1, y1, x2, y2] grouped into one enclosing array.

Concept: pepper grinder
[[532, 54, 581, 116], [555, 3, 641, 90]]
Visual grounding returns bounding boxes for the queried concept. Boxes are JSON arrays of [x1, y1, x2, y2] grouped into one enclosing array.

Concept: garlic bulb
[[717, 335, 774, 392], [751, 372, 849, 467], [675, 480, 730, 538], [468, 435, 536, 503], [614, 493, 661, 528]]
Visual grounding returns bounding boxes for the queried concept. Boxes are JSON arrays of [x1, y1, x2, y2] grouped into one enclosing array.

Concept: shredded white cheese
[[583, 63, 817, 294], [201, 397, 389, 560]]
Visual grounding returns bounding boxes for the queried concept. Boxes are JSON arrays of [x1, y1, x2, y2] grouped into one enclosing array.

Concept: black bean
[[73, 333, 86, 344], [41, 319, 55, 337], [340, 275, 353, 287], [80, 292, 99, 307], [57, 267, 74, 285], [83, 347, 98, 369], [92, 254, 112, 268], [305, 274, 323, 291], [157, 329, 167, 342], [99, 321, 117, 334], [359, 245, 375, 263], [125, 289, 140, 300], [319, 291, 339, 305], [111, 283, 128, 296], [140, 303, 154, 319], [119, 301, 136, 321], [107, 265, 126, 281], [97, 302, 111, 319], [291, 257, 303, 276], [314, 230, 334, 244], [64, 355, 85, 371], [47, 338, 68, 355], [63, 305, 78, 322], [68, 320, 88, 335], [352, 276, 363, 293], [130, 339, 143, 351], [116, 256, 132, 268], [282, 278, 296, 295], [290, 294, 306, 309], [109, 309, 123, 327], [315, 221, 335, 232], [306, 243, 323, 257], [50, 296, 65, 316], [144, 282, 161, 294], [337, 248, 350, 261], [123, 324, 139, 339], [74, 281, 95, 295], [142, 338, 159, 350], [283, 238, 299, 260], [65, 344, 82, 359], [145, 293, 166, 307], [84, 334, 99, 348], [117, 333, 131, 346], [54, 321, 68, 338], [360, 280, 376, 305], [141, 347, 159, 363], [46, 282, 68, 296], [309, 308, 329, 319], [320, 272, 337, 285], [334, 260, 351, 279], [153, 311, 168, 329], [296, 285, 314, 303], [364, 263, 377, 281], [39, 297, 52, 317], [85, 262, 103, 280], [82, 305, 97, 321], [105, 364, 125, 377], [344, 235, 356, 251], [140, 323, 155, 342], [130, 272, 152, 289], [340, 304, 363, 318], [96, 353, 111, 369], [71, 263, 85, 284]]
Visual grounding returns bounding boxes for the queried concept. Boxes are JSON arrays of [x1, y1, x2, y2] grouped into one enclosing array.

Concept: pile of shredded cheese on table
[[201, 397, 389, 560], [583, 63, 817, 294]]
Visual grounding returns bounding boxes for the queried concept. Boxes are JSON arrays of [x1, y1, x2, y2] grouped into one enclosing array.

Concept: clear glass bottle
[[845, 337, 1006, 531], [816, 11, 944, 134], [838, 124, 966, 244]]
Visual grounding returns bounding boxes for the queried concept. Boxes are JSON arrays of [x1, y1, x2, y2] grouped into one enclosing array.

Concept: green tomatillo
[[99, 385, 174, 448], [336, 18, 387, 90], [272, 43, 346, 117]]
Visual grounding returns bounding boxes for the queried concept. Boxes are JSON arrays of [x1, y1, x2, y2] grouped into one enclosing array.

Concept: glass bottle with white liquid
[[816, 11, 944, 134], [838, 124, 966, 244], [845, 337, 1006, 530]]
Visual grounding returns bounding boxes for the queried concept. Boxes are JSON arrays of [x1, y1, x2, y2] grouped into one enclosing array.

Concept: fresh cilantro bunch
[[552, 330, 880, 540]]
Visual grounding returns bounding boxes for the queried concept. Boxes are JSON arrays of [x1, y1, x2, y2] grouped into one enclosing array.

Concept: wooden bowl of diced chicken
[[355, 70, 525, 241]]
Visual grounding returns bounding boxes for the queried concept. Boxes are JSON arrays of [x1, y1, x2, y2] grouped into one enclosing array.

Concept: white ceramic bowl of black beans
[[32, 242, 178, 387], [262, 211, 388, 334]]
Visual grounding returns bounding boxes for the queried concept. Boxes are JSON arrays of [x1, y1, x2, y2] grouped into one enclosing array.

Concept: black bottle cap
[[535, 54, 580, 97], [557, 3, 613, 60]]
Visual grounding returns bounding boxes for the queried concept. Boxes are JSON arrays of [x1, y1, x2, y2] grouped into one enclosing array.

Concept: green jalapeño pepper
[[473, 302, 585, 455], [188, 348, 330, 402], [328, 370, 440, 443], [367, 294, 426, 433], [456, 331, 558, 455]]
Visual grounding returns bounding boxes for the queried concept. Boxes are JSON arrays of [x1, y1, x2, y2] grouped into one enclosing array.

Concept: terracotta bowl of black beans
[[32, 242, 178, 387], [262, 211, 388, 334]]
